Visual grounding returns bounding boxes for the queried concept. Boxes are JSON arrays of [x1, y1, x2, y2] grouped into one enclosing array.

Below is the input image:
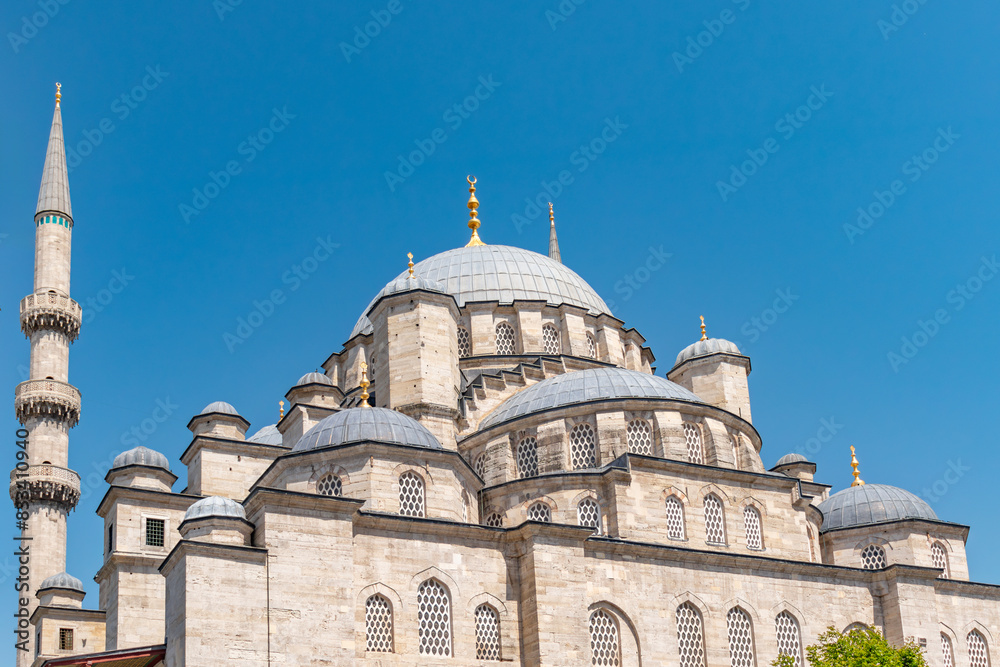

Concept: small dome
[[247, 424, 283, 445], [675, 338, 742, 367], [292, 407, 442, 452], [774, 452, 809, 467], [295, 372, 333, 387], [112, 446, 170, 471], [184, 496, 247, 522], [817, 483, 938, 533], [199, 401, 239, 416], [39, 571, 84, 592], [479, 367, 703, 431]]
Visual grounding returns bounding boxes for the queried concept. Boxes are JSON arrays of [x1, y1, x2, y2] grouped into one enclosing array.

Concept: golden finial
[[699, 315, 708, 341], [407, 252, 414, 278], [465, 175, 485, 247], [279, 400, 284, 420], [850, 446, 865, 487], [55, 82, 61, 108], [359, 361, 371, 407], [549, 202, 554, 225]]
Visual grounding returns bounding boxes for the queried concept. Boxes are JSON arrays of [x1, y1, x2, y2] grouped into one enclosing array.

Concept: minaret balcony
[[9, 464, 81, 510], [14, 379, 81, 427], [20, 292, 82, 340]]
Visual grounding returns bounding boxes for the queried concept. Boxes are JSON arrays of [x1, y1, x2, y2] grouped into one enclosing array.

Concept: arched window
[[570, 423, 597, 469], [577, 498, 600, 534], [474, 454, 486, 478], [589, 609, 621, 666], [705, 494, 726, 545], [458, 326, 472, 357], [684, 423, 704, 464], [364, 594, 393, 653], [586, 332, 597, 358], [626, 419, 653, 456], [317, 473, 342, 497], [495, 322, 516, 355], [860, 544, 886, 570], [542, 324, 560, 354], [775, 611, 803, 667], [744, 506, 763, 550], [474, 604, 502, 660], [417, 579, 451, 657], [665, 496, 686, 540], [726, 607, 757, 667], [516, 436, 539, 478], [485, 512, 503, 528], [844, 623, 868, 634], [527, 502, 551, 523], [676, 603, 706, 667], [931, 542, 950, 578], [968, 630, 990, 667], [398, 472, 425, 518], [941, 633, 954, 667]]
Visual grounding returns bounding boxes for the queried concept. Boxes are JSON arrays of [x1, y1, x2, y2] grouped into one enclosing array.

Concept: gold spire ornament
[[465, 175, 485, 247], [549, 202, 554, 225], [699, 316, 708, 341], [279, 400, 285, 420], [407, 252, 415, 278], [850, 446, 865, 487], [55, 82, 61, 108], [359, 361, 371, 407]]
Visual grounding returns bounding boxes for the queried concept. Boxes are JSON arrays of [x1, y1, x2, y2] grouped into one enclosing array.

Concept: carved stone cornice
[[9, 463, 81, 510], [20, 292, 82, 341], [14, 379, 81, 427]]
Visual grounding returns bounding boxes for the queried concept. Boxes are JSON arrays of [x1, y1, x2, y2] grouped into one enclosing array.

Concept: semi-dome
[[112, 446, 170, 471], [774, 452, 809, 467], [351, 245, 611, 337], [199, 401, 239, 416], [39, 571, 84, 592], [247, 424, 283, 445], [817, 483, 938, 533], [292, 407, 442, 452], [184, 496, 247, 522], [294, 372, 333, 387], [675, 337, 742, 367], [479, 367, 704, 431]]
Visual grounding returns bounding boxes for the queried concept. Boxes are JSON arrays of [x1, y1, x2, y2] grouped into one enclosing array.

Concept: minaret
[[548, 202, 561, 263], [12, 83, 82, 666]]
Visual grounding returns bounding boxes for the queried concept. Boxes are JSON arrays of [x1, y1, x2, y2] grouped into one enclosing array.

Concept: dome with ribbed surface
[[39, 571, 84, 592], [817, 484, 937, 533], [247, 424, 283, 446], [351, 245, 610, 337], [294, 372, 333, 387], [112, 446, 170, 471], [774, 452, 809, 467], [292, 407, 442, 451], [479, 367, 703, 431], [675, 338, 742, 367], [184, 496, 247, 522], [199, 401, 239, 416]]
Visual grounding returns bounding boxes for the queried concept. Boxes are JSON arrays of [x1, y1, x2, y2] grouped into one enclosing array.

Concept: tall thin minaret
[[12, 83, 82, 666], [547, 202, 561, 263]]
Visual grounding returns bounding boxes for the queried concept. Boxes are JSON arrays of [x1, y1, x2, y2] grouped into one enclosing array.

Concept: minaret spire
[[36, 82, 73, 222], [548, 203, 561, 263]]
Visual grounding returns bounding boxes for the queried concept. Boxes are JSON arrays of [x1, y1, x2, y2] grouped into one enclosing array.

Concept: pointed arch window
[[744, 506, 763, 550], [626, 419, 653, 455], [417, 579, 451, 657], [665, 496, 686, 540], [527, 502, 551, 523], [398, 472, 425, 518], [676, 603, 706, 667], [577, 498, 600, 534], [365, 594, 393, 653], [542, 324, 560, 354], [931, 542, 949, 578], [775, 611, 803, 667], [941, 633, 954, 667], [726, 607, 757, 667], [570, 422, 597, 469], [474, 604, 502, 660], [516, 436, 539, 478], [458, 326, 472, 357], [684, 423, 704, 464], [968, 630, 989, 667], [705, 494, 726, 544], [860, 544, 886, 570], [589, 609, 621, 666], [586, 332, 597, 358], [495, 322, 516, 355], [317, 473, 342, 497]]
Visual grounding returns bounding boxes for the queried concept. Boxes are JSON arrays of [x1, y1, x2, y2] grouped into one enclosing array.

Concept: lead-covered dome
[[817, 483, 937, 533], [112, 446, 170, 471], [675, 338, 742, 367], [351, 245, 611, 337], [479, 367, 703, 431], [199, 401, 239, 416], [39, 571, 84, 592], [292, 407, 442, 451], [247, 424, 283, 445], [184, 496, 247, 522], [294, 372, 333, 387]]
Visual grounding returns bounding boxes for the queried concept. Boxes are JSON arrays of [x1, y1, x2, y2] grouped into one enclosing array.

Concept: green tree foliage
[[772, 626, 926, 667]]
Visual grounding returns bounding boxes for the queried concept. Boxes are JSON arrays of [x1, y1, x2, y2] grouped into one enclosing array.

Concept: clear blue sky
[[2, 1, 999, 617]]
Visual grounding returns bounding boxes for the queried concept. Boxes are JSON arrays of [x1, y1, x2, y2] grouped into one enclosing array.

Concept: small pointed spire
[[407, 252, 415, 278], [465, 175, 485, 247], [36, 82, 73, 220], [699, 316, 708, 341], [548, 203, 562, 263], [359, 361, 371, 407], [850, 446, 865, 487], [279, 400, 285, 420]]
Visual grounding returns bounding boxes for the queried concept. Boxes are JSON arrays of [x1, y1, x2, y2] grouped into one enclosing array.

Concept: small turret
[[667, 316, 753, 423]]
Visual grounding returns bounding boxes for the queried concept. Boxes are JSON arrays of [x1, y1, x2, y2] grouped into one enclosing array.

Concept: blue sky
[[2, 1, 999, 617]]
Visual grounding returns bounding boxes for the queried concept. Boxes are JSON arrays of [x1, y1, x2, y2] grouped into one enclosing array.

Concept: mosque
[[14, 87, 999, 667]]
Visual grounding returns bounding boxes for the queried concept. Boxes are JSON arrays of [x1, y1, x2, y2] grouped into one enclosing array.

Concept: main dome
[[351, 245, 611, 337], [817, 483, 938, 533]]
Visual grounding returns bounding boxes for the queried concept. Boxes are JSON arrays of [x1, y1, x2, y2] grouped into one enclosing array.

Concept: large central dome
[[351, 245, 611, 337]]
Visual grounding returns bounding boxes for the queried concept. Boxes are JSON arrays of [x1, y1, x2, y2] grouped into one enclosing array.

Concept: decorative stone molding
[[20, 292, 82, 340], [14, 379, 81, 427], [9, 464, 81, 509]]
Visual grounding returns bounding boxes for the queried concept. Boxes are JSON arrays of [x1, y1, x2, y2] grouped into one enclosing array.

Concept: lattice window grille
[[775, 612, 803, 667], [727, 607, 757, 667], [744, 506, 763, 550], [570, 423, 597, 469], [627, 419, 653, 455], [590, 609, 621, 666], [475, 604, 502, 660], [365, 595, 393, 653], [705, 495, 726, 544], [398, 472, 425, 518], [527, 502, 551, 523], [317, 473, 342, 497], [577, 498, 601, 534], [941, 634, 954, 667], [586, 333, 597, 358], [968, 631, 989, 667], [931, 542, 949, 578], [676, 603, 707, 667], [517, 436, 539, 478], [145, 518, 164, 547], [496, 322, 516, 355], [543, 324, 561, 354], [684, 423, 704, 464], [475, 454, 486, 478], [417, 580, 452, 656], [458, 326, 472, 357], [485, 512, 503, 528], [860, 544, 887, 570], [59, 628, 73, 651], [666, 496, 686, 540]]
